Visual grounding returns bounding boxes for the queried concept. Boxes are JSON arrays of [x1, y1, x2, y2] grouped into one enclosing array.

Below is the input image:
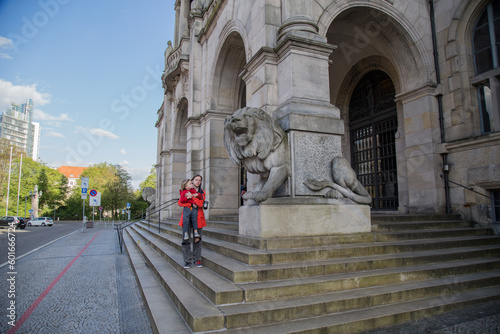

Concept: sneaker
[[183, 262, 191, 269], [195, 261, 203, 268], [183, 232, 189, 240], [194, 231, 200, 238]]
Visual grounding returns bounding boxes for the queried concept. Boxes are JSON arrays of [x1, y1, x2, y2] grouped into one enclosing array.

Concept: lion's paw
[[242, 192, 253, 200], [252, 191, 269, 203]]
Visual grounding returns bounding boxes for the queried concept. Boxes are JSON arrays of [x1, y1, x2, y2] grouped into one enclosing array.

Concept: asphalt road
[[0, 220, 86, 266]]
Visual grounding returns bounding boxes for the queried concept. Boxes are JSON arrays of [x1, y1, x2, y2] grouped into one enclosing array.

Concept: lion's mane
[[224, 107, 284, 167]]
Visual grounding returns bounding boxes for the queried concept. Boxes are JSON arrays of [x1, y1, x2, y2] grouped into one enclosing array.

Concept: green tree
[[139, 166, 156, 192], [78, 162, 134, 218], [104, 164, 133, 217], [129, 189, 149, 218]]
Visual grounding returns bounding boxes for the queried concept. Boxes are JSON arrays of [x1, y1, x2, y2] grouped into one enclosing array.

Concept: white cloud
[[75, 126, 119, 139], [0, 36, 13, 59], [0, 36, 13, 49], [33, 108, 73, 127], [33, 108, 73, 122], [47, 131, 65, 138], [120, 149, 127, 155], [0, 79, 51, 112]]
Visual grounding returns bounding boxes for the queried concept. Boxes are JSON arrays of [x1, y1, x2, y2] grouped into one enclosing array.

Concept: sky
[[0, 0, 176, 189]]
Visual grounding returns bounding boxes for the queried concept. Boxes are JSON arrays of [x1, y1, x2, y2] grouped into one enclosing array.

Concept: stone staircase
[[123, 213, 500, 333]]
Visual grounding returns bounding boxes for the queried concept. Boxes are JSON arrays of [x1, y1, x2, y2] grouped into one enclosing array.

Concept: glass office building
[[0, 99, 41, 160]]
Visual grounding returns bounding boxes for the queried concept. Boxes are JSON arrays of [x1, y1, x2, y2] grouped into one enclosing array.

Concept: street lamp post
[[28, 190, 32, 219]]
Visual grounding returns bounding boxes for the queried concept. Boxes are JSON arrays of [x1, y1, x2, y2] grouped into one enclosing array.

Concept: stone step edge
[[218, 270, 500, 329], [372, 220, 473, 230], [169, 222, 374, 251], [132, 224, 260, 283], [370, 213, 462, 222], [257, 244, 500, 281], [220, 286, 500, 333], [122, 230, 192, 334], [239, 257, 500, 302], [137, 221, 500, 270], [145, 220, 498, 252], [138, 221, 500, 261], [375, 227, 493, 235], [136, 222, 271, 265], [135, 222, 500, 282], [125, 227, 225, 332], [135, 221, 500, 290], [129, 224, 248, 304]]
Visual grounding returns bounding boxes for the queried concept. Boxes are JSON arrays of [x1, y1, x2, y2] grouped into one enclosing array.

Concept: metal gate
[[349, 71, 398, 210]]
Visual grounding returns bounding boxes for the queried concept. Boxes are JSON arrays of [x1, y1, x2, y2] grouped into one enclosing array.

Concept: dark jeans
[[182, 227, 202, 264], [182, 206, 198, 236]]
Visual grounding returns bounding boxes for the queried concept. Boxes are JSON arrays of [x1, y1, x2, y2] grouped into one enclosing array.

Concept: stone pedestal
[[239, 198, 371, 238]]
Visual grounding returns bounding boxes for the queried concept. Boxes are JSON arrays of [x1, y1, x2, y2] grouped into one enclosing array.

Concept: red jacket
[[178, 188, 206, 229]]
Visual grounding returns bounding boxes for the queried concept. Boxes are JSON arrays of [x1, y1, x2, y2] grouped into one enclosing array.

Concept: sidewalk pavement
[[1, 225, 154, 334]]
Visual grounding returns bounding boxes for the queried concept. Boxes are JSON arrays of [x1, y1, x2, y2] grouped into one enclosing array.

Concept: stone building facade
[[156, 0, 500, 225]]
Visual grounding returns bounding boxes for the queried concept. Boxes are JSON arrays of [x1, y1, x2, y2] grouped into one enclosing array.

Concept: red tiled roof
[[57, 166, 88, 179]]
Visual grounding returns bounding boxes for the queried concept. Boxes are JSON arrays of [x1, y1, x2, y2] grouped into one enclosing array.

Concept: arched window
[[473, 0, 500, 74], [472, 0, 500, 134]]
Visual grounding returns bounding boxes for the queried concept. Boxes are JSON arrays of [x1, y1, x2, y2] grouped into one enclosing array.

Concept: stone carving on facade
[[224, 107, 290, 203], [164, 41, 173, 68], [166, 45, 182, 72], [304, 157, 372, 205], [190, 0, 205, 16]]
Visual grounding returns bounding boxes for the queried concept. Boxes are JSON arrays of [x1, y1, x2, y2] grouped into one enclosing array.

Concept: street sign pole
[[81, 177, 89, 231], [82, 198, 85, 232]]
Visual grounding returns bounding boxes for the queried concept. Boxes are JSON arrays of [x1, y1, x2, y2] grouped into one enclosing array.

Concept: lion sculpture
[[224, 107, 290, 203], [304, 156, 372, 204], [142, 186, 156, 212]]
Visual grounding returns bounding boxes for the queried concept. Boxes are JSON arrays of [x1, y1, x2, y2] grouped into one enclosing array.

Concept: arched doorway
[[349, 70, 398, 210], [210, 31, 247, 213]]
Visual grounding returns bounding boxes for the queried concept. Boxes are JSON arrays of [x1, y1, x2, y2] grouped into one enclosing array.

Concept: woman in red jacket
[[178, 174, 206, 268]]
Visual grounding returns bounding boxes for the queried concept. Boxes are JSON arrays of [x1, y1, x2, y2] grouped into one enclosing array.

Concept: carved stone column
[[236, 6, 371, 239]]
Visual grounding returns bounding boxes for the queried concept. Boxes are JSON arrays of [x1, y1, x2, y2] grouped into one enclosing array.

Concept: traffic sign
[[90, 189, 97, 197], [90, 192, 101, 206], [126, 203, 130, 208], [81, 177, 89, 200]]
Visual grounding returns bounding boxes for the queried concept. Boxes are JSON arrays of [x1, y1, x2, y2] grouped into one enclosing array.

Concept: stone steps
[[220, 286, 500, 333], [138, 221, 499, 266], [125, 228, 226, 332], [219, 271, 500, 330], [126, 214, 500, 333], [122, 229, 192, 334]]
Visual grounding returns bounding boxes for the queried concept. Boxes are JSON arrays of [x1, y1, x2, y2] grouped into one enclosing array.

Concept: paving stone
[[0, 226, 153, 334]]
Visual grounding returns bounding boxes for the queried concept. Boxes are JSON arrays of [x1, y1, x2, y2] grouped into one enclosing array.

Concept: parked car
[[27, 217, 54, 227], [0, 216, 27, 229]]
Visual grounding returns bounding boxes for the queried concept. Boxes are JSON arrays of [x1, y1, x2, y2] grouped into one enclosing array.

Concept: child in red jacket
[[179, 179, 201, 240]]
